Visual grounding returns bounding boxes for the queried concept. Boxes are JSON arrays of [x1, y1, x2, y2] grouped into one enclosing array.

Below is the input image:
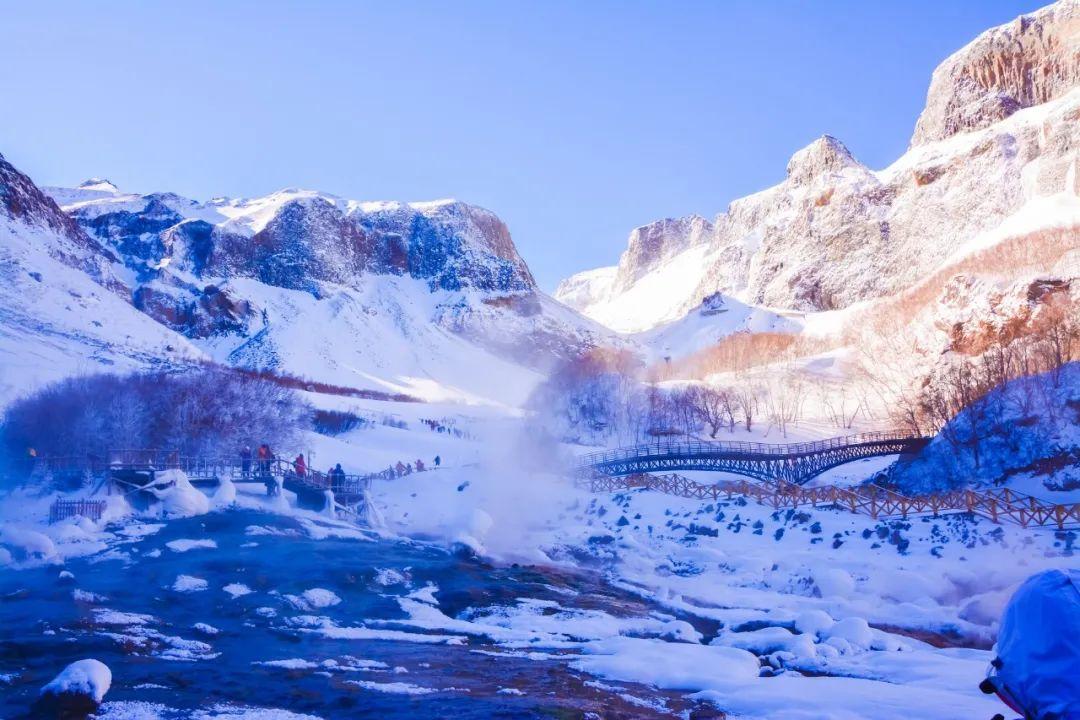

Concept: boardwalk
[[580, 472, 1080, 530], [37, 451, 378, 518], [577, 432, 930, 485]]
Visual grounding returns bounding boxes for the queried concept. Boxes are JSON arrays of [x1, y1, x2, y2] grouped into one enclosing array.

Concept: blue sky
[[1, 1, 1046, 290]]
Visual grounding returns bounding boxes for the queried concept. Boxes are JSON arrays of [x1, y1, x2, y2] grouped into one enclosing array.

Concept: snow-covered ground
[[2, 399, 1072, 719]]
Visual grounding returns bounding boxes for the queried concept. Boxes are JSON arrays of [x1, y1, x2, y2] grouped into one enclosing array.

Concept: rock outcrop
[[912, 0, 1080, 145]]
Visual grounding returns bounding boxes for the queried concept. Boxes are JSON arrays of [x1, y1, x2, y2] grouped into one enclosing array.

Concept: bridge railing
[[575, 431, 928, 471], [269, 458, 374, 497]]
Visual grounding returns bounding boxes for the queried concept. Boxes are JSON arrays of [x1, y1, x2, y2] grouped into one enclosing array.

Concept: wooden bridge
[[580, 472, 1080, 530], [576, 432, 930, 485], [36, 450, 380, 520]]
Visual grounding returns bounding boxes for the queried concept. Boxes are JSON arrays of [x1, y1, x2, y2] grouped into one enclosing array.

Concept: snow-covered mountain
[[0, 155, 614, 407], [0, 155, 207, 404], [557, 0, 1080, 335]]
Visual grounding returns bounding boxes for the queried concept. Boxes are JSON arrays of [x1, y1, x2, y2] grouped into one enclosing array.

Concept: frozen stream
[[0, 508, 722, 719]]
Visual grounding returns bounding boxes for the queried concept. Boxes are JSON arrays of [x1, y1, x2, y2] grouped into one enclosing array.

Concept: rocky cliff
[[558, 0, 1080, 331], [912, 0, 1080, 145]]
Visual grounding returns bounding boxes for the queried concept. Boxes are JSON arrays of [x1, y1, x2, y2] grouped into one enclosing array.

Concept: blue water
[[0, 509, 711, 719]]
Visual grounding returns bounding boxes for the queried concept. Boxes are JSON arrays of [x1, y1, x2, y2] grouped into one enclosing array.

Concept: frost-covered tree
[[0, 367, 311, 481]]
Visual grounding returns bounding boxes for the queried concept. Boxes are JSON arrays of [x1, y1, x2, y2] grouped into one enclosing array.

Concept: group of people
[[384, 455, 440, 479], [238, 446, 441, 490], [240, 445, 276, 474], [419, 418, 469, 439], [238, 446, 349, 494]]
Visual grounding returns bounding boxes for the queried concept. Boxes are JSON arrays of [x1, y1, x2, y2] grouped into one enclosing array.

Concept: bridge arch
[[576, 432, 929, 486]]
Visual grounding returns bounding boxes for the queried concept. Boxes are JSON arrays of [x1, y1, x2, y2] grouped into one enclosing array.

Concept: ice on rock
[[223, 583, 254, 598], [150, 470, 210, 518], [214, 478, 237, 506], [287, 588, 341, 610], [172, 575, 209, 593], [165, 538, 217, 553], [38, 658, 112, 713]]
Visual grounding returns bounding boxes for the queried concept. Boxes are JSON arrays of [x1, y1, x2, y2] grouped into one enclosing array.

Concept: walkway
[[577, 432, 929, 485]]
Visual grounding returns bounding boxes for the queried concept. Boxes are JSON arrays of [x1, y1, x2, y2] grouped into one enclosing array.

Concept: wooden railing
[[580, 472, 1080, 530]]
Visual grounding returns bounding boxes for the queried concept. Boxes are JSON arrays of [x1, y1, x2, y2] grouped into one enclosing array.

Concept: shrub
[[1, 367, 311, 480], [312, 409, 368, 435]]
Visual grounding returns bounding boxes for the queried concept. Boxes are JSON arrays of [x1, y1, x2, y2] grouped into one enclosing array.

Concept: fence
[[49, 498, 106, 524], [580, 472, 1080, 530]]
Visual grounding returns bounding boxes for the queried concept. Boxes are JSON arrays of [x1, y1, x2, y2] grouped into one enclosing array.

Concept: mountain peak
[[785, 135, 861, 185], [77, 178, 119, 193]]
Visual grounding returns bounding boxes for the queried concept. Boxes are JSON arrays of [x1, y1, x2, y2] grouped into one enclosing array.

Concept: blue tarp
[[989, 568, 1080, 719]]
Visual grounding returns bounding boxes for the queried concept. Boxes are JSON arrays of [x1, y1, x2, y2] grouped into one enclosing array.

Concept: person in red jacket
[[294, 454, 306, 478]]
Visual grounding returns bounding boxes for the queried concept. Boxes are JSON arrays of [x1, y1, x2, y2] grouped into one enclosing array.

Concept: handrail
[[575, 432, 930, 470]]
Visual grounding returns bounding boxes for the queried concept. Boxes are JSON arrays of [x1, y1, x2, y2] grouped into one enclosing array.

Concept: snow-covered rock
[[37, 658, 112, 713], [149, 470, 211, 519]]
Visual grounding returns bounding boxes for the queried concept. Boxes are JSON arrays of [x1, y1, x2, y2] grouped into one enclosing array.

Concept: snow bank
[[39, 658, 112, 707], [0, 525, 58, 564], [572, 637, 760, 691], [823, 617, 874, 651]]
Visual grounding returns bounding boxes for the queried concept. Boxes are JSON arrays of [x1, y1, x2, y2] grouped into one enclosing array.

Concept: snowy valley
[[2, 2, 1080, 720]]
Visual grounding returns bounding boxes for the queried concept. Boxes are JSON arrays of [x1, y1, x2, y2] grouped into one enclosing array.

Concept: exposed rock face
[[355, 200, 535, 292], [912, 0, 1080, 145], [0, 154, 113, 268], [559, 2, 1080, 328], [612, 215, 713, 293], [931, 274, 1077, 357], [61, 188, 535, 296], [133, 282, 253, 338]]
